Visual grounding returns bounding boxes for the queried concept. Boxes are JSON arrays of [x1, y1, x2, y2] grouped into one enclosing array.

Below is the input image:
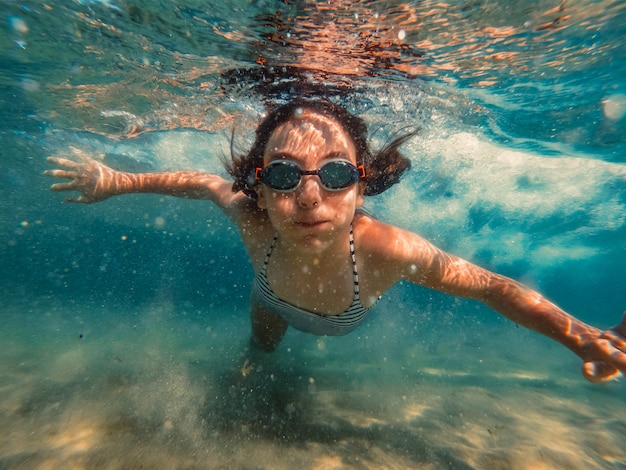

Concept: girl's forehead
[[264, 110, 357, 160]]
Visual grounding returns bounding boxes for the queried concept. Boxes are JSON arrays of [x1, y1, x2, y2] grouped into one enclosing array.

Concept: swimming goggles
[[255, 159, 365, 192]]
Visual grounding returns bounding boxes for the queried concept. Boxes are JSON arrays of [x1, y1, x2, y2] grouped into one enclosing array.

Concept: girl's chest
[[266, 257, 356, 315]]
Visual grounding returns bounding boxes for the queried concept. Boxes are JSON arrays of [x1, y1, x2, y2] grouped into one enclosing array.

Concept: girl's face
[[256, 108, 364, 248]]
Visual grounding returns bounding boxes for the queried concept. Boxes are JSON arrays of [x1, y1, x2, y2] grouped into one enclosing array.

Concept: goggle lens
[[264, 162, 301, 191], [319, 161, 358, 189]]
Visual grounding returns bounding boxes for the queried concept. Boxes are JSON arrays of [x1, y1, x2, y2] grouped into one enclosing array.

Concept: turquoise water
[[1, 1, 626, 468]]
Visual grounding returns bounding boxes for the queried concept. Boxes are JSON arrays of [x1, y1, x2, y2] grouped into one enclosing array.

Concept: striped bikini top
[[252, 225, 375, 336]]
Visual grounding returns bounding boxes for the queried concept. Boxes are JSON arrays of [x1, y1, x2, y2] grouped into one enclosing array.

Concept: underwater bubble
[[602, 94, 626, 121], [8, 15, 28, 34], [19, 77, 39, 92]]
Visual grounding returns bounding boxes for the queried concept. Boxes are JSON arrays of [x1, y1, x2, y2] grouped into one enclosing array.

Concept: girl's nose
[[296, 175, 321, 208]]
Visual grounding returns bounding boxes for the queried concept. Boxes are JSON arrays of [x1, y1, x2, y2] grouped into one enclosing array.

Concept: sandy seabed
[[1, 301, 625, 470]]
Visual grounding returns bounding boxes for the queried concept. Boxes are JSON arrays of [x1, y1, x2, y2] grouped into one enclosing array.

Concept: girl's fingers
[[45, 169, 76, 180], [50, 182, 76, 192], [46, 157, 80, 169], [582, 361, 621, 383], [63, 196, 87, 203]]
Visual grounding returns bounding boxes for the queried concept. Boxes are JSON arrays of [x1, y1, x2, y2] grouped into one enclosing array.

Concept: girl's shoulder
[[234, 205, 276, 270], [352, 210, 421, 293], [353, 210, 433, 262], [353, 209, 404, 241]]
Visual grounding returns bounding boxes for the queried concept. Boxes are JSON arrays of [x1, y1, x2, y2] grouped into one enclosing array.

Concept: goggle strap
[[255, 167, 263, 181], [357, 165, 366, 179]]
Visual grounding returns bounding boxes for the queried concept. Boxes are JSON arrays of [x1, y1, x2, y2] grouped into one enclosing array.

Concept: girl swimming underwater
[[46, 98, 626, 383]]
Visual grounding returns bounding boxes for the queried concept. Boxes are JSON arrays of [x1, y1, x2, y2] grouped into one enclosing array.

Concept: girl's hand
[[45, 156, 119, 203], [581, 312, 626, 383]]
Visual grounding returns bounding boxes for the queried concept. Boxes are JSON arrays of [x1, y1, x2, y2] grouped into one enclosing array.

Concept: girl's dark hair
[[225, 98, 414, 198]]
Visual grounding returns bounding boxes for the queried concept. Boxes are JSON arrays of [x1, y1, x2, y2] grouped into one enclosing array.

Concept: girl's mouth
[[295, 220, 327, 228]]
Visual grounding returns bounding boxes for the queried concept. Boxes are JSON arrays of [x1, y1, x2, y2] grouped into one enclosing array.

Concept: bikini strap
[[261, 233, 279, 276], [349, 224, 361, 301]]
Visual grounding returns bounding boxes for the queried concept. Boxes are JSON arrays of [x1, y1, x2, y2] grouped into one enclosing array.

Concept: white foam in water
[[379, 131, 626, 269], [148, 131, 229, 173]]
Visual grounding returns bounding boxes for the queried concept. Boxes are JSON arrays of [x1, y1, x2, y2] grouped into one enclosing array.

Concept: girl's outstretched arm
[[413, 241, 626, 383], [365, 221, 626, 383], [45, 156, 244, 213]]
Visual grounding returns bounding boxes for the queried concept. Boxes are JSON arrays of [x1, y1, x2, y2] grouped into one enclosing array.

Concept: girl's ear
[[256, 185, 267, 209]]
